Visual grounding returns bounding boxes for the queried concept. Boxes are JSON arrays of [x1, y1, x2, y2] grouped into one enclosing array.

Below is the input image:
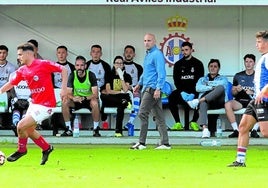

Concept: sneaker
[[115, 133, 123, 137], [227, 161, 246, 167], [170, 122, 183, 131], [93, 126, 101, 137], [7, 151, 27, 162], [190, 122, 199, 131], [250, 130, 260, 138], [61, 130, 73, 137], [187, 99, 199, 109], [155, 144, 171, 150], [228, 130, 239, 138], [40, 145, 54, 165], [202, 128, 210, 138], [130, 142, 146, 150]]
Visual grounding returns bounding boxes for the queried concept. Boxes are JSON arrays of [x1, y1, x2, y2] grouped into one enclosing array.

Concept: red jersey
[[10, 59, 63, 107]]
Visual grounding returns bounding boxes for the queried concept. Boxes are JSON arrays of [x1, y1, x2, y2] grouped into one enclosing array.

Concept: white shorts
[[26, 103, 54, 124]]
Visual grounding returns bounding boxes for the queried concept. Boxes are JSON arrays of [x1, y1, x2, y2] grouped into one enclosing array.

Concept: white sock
[[65, 121, 71, 131], [236, 146, 247, 163], [93, 121, 99, 130], [231, 122, 238, 131]]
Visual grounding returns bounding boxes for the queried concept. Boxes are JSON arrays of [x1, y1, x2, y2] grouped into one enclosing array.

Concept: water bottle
[[200, 139, 221, 146], [73, 114, 80, 138], [216, 118, 223, 137]]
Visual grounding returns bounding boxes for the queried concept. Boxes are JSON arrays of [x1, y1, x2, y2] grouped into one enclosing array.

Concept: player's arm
[[0, 82, 14, 94], [60, 67, 68, 102], [87, 86, 98, 100], [255, 84, 268, 105]]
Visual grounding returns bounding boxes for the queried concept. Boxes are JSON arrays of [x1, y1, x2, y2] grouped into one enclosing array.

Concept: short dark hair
[[243, 54, 255, 62], [124, 45, 135, 53], [181, 41, 192, 49], [256, 30, 268, 40], [75, 55, 86, 63], [113, 55, 124, 64], [27, 39, 38, 48], [57, 45, 68, 51], [208, 59, 221, 68], [90, 44, 102, 51], [17, 43, 34, 52], [0, 45, 8, 52]]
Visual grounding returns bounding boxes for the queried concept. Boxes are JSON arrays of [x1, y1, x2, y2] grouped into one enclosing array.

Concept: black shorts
[[244, 100, 268, 122], [236, 99, 251, 108], [74, 100, 92, 111]]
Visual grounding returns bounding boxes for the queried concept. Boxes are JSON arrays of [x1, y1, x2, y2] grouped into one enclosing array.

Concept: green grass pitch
[[0, 143, 267, 188]]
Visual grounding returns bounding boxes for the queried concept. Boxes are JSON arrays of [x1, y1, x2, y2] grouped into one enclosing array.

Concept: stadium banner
[[0, 0, 268, 6]]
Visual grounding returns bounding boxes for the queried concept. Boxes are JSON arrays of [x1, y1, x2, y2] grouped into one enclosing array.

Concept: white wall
[[0, 5, 266, 74]]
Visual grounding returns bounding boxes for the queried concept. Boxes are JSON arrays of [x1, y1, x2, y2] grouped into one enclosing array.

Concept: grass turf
[[0, 144, 267, 188]]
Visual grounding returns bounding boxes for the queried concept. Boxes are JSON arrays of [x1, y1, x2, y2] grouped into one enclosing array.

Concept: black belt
[[145, 87, 155, 93]]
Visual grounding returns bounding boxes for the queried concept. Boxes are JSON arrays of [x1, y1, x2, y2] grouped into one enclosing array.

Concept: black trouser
[[100, 93, 131, 134], [168, 89, 199, 130]]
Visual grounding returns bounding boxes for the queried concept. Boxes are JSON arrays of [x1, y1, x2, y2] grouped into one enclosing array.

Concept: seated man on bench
[[225, 54, 259, 138], [61, 55, 100, 137], [188, 59, 229, 138]]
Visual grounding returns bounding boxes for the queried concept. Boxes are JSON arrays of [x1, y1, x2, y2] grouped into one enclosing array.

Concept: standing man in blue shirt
[[130, 33, 170, 150]]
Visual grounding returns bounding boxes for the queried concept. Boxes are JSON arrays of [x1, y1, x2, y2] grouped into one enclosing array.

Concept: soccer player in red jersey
[[0, 43, 68, 165]]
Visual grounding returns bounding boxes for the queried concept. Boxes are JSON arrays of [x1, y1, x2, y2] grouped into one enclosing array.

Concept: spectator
[[9, 61, 31, 137], [168, 41, 204, 131], [52, 45, 75, 136], [188, 59, 229, 138], [27, 39, 43, 59], [226, 54, 260, 138], [62, 55, 101, 137], [130, 33, 170, 149], [0, 45, 17, 129], [100, 56, 132, 137], [123, 45, 143, 130], [86, 44, 112, 128]]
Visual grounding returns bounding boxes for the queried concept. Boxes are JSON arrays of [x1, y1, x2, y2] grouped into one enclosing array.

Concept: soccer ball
[[0, 151, 6, 165]]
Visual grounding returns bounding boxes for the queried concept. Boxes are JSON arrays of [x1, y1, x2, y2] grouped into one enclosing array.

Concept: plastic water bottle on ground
[[73, 114, 81, 138], [200, 139, 221, 146], [216, 118, 223, 137]]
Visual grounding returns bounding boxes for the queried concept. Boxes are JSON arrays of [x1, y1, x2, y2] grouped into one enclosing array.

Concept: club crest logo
[[33, 75, 39, 81], [160, 15, 192, 67]]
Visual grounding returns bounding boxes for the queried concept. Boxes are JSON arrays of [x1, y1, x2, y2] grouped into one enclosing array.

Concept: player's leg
[[228, 101, 257, 167], [61, 99, 75, 136], [90, 98, 101, 137], [6, 114, 36, 162], [26, 105, 54, 165]]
